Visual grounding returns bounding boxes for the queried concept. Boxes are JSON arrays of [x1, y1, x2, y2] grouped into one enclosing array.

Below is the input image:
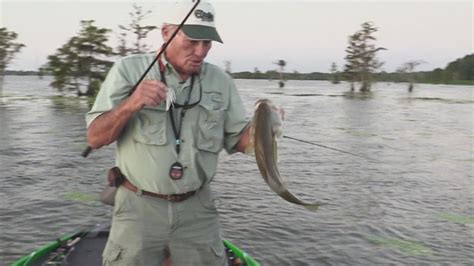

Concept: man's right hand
[[87, 80, 168, 149], [128, 80, 168, 112]]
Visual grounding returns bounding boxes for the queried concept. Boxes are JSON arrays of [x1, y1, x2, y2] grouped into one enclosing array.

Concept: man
[[86, 1, 250, 265]]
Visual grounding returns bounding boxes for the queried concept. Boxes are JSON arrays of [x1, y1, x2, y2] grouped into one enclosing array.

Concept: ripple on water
[[1, 78, 474, 264]]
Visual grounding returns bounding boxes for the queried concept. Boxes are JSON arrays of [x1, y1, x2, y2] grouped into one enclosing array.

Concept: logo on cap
[[194, 9, 214, 22]]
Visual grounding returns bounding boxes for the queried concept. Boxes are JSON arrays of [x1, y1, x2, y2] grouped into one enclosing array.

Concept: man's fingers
[[133, 80, 169, 107], [142, 94, 161, 107]]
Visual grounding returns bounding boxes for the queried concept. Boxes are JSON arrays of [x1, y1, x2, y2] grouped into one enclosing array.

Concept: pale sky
[[1, 0, 472, 73]]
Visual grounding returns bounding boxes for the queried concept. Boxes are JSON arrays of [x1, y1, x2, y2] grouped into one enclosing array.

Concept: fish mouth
[[254, 99, 283, 120], [254, 99, 271, 110]]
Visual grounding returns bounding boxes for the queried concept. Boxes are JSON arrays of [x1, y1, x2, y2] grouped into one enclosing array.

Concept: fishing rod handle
[[82, 146, 92, 158]]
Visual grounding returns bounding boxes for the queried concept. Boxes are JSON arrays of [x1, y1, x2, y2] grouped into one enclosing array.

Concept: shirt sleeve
[[223, 78, 250, 154], [85, 59, 133, 128]]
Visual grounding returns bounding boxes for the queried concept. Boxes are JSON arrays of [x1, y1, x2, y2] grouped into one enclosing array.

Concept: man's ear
[[162, 26, 170, 42]]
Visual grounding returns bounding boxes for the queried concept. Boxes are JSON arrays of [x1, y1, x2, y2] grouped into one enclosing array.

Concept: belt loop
[[135, 188, 143, 196]]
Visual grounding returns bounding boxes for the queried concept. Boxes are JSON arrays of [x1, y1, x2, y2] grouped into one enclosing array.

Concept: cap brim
[[181, 25, 223, 43]]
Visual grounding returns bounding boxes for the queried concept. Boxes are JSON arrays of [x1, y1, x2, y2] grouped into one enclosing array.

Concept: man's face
[[163, 26, 212, 78]]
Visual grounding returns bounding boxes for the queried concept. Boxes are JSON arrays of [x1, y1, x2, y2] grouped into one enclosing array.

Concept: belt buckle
[[167, 194, 176, 202], [135, 188, 143, 196]]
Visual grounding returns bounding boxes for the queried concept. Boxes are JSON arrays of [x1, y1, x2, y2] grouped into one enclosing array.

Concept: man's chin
[[176, 64, 202, 77], [187, 65, 202, 74]]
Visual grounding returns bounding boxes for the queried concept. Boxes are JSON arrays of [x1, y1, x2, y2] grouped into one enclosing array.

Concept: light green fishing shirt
[[86, 53, 248, 194]]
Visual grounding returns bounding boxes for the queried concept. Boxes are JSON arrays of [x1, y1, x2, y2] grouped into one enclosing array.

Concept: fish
[[252, 99, 322, 211]]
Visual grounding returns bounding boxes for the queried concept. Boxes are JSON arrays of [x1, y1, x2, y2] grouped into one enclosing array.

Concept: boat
[[12, 222, 259, 266]]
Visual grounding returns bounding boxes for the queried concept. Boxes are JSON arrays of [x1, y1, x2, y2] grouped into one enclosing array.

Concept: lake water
[[0, 76, 473, 265]]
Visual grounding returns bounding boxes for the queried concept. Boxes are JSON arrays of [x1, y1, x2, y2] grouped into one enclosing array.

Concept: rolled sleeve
[[223, 80, 249, 154], [85, 59, 133, 128]]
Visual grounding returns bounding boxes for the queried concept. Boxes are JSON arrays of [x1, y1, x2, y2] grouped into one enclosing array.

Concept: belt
[[122, 179, 196, 202]]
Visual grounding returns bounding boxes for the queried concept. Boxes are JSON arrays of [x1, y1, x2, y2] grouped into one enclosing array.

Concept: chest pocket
[[132, 106, 167, 145], [197, 91, 225, 153]]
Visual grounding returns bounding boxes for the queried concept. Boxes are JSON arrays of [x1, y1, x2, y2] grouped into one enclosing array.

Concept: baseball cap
[[165, 1, 223, 43]]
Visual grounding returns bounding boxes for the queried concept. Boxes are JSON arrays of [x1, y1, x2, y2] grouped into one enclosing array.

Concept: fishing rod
[[283, 135, 388, 164], [82, 0, 201, 158]]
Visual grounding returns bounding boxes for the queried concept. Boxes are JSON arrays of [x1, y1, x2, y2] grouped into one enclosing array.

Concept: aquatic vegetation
[[416, 132, 432, 137], [51, 95, 92, 110], [343, 91, 374, 99], [407, 97, 473, 104], [72, 142, 89, 151], [369, 236, 433, 256], [436, 213, 474, 225], [347, 130, 377, 137], [287, 93, 324, 97], [64, 191, 98, 203]]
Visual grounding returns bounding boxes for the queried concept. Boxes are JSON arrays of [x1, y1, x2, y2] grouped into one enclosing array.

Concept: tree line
[[38, 4, 158, 96], [1, 4, 157, 97], [232, 23, 472, 89], [232, 22, 472, 90], [0, 27, 25, 97], [1, 7, 473, 98], [231, 54, 473, 87]]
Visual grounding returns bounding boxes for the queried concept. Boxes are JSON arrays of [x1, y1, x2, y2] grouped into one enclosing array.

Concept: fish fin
[[272, 140, 279, 163]]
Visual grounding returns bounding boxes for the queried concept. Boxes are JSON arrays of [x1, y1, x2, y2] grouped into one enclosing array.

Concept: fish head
[[254, 99, 284, 120], [253, 98, 284, 138], [254, 98, 272, 110]]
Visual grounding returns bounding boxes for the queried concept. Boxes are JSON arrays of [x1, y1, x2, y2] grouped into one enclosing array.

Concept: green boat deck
[[12, 223, 259, 266]]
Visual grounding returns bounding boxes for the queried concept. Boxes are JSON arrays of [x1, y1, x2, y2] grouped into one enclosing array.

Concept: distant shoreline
[[3, 71, 473, 86]]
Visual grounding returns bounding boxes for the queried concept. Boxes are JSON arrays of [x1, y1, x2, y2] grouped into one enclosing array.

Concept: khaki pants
[[102, 186, 227, 266]]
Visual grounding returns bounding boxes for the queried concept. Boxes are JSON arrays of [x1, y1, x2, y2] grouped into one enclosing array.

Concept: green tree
[[117, 4, 158, 56], [42, 20, 114, 96], [223, 60, 232, 76], [0, 27, 25, 96], [397, 60, 425, 92], [344, 32, 362, 91], [253, 67, 264, 79], [329, 62, 340, 84], [344, 22, 386, 91], [444, 54, 474, 81], [274, 59, 286, 87]]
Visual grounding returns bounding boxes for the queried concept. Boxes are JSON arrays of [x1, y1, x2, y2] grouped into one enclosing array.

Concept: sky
[[0, 0, 472, 73]]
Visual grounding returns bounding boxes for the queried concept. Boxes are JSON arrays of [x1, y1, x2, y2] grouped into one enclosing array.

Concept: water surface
[[0, 76, 473, 265]]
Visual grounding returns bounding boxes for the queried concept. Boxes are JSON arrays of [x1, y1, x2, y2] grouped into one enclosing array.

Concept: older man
[[86, 1, 250, 265]]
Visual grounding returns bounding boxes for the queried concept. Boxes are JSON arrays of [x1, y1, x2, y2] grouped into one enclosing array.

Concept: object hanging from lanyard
[[170, 162, 184, 180], [159, 63, 202, 180]]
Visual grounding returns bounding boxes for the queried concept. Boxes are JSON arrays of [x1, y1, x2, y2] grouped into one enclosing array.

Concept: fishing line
[[283, 135, 389, 164], [82, 0, 201, 158]]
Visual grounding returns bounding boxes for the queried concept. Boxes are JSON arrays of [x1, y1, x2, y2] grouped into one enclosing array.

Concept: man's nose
[[194, 42, 210, 58]]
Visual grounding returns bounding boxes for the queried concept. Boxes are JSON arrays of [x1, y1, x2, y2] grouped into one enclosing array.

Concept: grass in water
[[435, 213, 474, 225], [347, 130, 378, 137], [408, 97, 473, 104], [64, 191, 98, 203], [369, 236, 433, 256]]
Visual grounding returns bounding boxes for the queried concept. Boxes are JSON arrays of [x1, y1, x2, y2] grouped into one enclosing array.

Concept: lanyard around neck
[[159, 60, 196, 154]]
